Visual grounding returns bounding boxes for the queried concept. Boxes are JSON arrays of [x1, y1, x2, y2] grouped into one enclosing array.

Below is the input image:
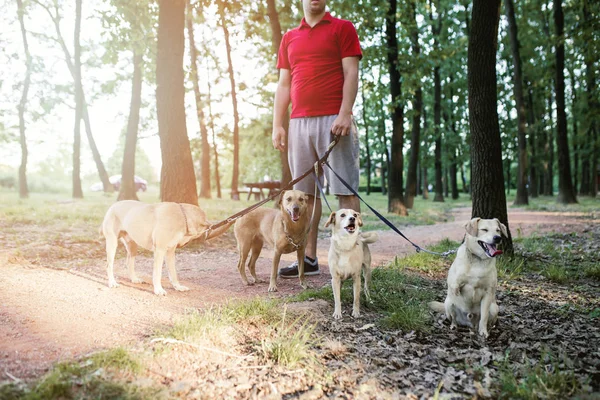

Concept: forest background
[[1, 0, 598, 214]]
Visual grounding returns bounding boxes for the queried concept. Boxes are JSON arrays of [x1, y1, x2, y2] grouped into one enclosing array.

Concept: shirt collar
[[299, 12, 333, 29]]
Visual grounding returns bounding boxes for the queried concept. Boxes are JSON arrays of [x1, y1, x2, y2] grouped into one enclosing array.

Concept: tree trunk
[[570, 69, 579, 193], [386, 0, 408, 215], [206, 61, 222, 198], [433, 65, 444, 202], [583, 0, 598, 197], [38, 0, 111, 193], [118, 50, 143, 201], [505, 0, 529, 205], [156, 0, 198, 205], [72, 0, 84, 198], [544, 93, 554, 196], [217, 1, 240, 200], [553, 0, 577, 204], [187, 0, 211, 199], [468, 0, 512, 254], [266, 0, 292, 189], [16, 0, 30, 199], [405, 0, 421, 209], [526, 82, 539, 198]]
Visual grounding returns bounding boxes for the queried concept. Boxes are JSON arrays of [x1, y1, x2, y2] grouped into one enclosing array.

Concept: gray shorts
[[288, 115, 360, 197]]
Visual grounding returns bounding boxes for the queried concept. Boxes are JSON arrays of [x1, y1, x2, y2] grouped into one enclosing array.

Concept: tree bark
[[583, 0, 598, 197], [430, 0, 444, 203], [386, 0, 408, 215], [405, 0, 421, 209], [360, 74, 371, 195], [526, 83, 539, 198], [266, 0, 292, 189], [72, 0, 84, 198], [505, 0, 528, 205], [206, 60, 222, 198], [187, 0, 211, 199], [156, 0, 198, 205], [16, 0, 31, 199], [217, 1, 240, 200], [468, 0, 512, 253], [553, 0, 577, 204], [118, 50, 143, 201]]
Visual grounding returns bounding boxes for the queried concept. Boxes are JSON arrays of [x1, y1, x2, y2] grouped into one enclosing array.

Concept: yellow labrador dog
[[100, 200, 234, 295], [233, 190, 311, 292], [325, 209, 378, 319], [430, 217, 508, 338]]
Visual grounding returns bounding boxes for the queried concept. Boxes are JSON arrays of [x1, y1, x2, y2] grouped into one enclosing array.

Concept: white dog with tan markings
[[100, 200, 234, 295], [430, 217, 508, 338], [325, 209, 378, 319]]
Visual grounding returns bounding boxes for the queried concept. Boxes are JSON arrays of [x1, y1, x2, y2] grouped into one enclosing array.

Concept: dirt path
[[0, 207, 597, 381]]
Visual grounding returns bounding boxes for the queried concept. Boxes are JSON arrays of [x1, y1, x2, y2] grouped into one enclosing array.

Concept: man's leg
[[304, 195, 322, 260], [338, 194, 359, 212]]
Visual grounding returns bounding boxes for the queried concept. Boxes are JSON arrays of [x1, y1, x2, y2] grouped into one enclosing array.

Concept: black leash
[[323, 160, 456, 257], [204, 136, 341, 234]]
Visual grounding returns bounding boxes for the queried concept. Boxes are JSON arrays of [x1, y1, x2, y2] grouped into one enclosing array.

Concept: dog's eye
[[353, 213, 358, 217], [286, 197, 292, 202], [340, 213, 346, 218], [299, 197, 304, 202]]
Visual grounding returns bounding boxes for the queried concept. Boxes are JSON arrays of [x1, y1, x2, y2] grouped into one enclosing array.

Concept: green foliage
[[497, 351, 582, 399], [261, 309, 316, 368]]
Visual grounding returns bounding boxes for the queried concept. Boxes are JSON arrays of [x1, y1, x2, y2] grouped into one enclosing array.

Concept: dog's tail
[[204, 219, 236, 241], [428, 301, 446, 314], [360, 231, 379, 244]]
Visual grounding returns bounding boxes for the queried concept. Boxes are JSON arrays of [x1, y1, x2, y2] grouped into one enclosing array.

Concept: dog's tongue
[[291, 213, 300, 222], [491, 249, 503, 257]]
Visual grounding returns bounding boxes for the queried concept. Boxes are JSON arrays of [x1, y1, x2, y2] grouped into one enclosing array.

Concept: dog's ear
[[465, 218, 480, 236], [276, 190, 288, 209], [494, 218, 508, 236], [357, 212, 363, 227], [325, 211, 336, 227]]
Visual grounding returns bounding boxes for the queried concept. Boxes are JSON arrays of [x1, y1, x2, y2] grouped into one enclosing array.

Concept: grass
[[0, 348, 156, 400], [519, 195, 600, 213], [261, 308, 316, 368], [497, 351, 582, 399]]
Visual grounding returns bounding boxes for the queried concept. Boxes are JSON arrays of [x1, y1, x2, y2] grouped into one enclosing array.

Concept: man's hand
[[272, 126, 287, 151], [331, 113, 353, 136]]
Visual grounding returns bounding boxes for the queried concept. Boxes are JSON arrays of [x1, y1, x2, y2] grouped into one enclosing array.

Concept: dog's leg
[[247, 239, 264, 284], [268, 251, 282, 292], [362, 257, 372, 303], [236, 240, 252, 286], [446, 300, 458, 330], [105, 233, 119, 288], [332, 275, 343, 319], [351, 273, 362, 318], [152, 248, 167, 296], [489, 301, 499, 326], [166, 247, 189, 292], [478, 291, 493, 338], [297, 247, 307, 289], [121, 238, 142, 284]]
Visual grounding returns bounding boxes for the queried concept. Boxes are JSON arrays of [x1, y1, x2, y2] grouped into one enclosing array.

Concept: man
[[272, 0, 362, 278]]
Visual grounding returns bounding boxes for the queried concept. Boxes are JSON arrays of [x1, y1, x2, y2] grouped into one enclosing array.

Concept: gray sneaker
[[278, 257, 320, 278]]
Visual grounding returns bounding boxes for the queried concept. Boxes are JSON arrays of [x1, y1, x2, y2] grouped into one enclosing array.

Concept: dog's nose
[[292, 205, 299, 213], [349, 217, 355, 222], [493, 235, 502, 243]]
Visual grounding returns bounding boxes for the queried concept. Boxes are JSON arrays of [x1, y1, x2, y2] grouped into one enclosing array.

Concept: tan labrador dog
[[233, 190, 311, 292], [325, 209, 379, 319], [430, 217, 508, 338], [100, 200, 234, 295]]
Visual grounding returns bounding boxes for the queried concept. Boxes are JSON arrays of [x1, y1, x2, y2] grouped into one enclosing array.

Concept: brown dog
[[233, 190, 311, 292], [100, 200, 234, 295]]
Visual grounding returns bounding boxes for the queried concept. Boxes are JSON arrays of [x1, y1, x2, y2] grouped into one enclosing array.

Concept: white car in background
[[90, 175, 147, 192]]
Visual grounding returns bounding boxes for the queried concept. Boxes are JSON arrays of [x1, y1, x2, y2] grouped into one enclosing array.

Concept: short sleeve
[[339, 21, 362, 60], [276, 32, 291, 69]]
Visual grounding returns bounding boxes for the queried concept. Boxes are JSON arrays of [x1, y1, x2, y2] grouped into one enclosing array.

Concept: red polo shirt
[[277, 12, 362, 119]]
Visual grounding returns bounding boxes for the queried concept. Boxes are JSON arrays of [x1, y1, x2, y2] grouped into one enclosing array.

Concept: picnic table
[[243, 180, 281, 201]]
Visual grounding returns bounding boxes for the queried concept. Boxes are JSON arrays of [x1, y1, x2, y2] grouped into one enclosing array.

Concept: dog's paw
[[173, 284, 190, 292], [352, 310, 361, 318], [478, 328, 489, 338], [108, 280, 119, 288], [333, 311, 343, 319], [130, 277, 143, 284], [154, 287, 167, 296], [268, 285, 278, 292]]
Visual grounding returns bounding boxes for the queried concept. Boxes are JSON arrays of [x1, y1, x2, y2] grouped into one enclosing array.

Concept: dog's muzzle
[[478, 240, 503, 257], [344, 222, 356, 233], [288, 207, 300, 222]]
